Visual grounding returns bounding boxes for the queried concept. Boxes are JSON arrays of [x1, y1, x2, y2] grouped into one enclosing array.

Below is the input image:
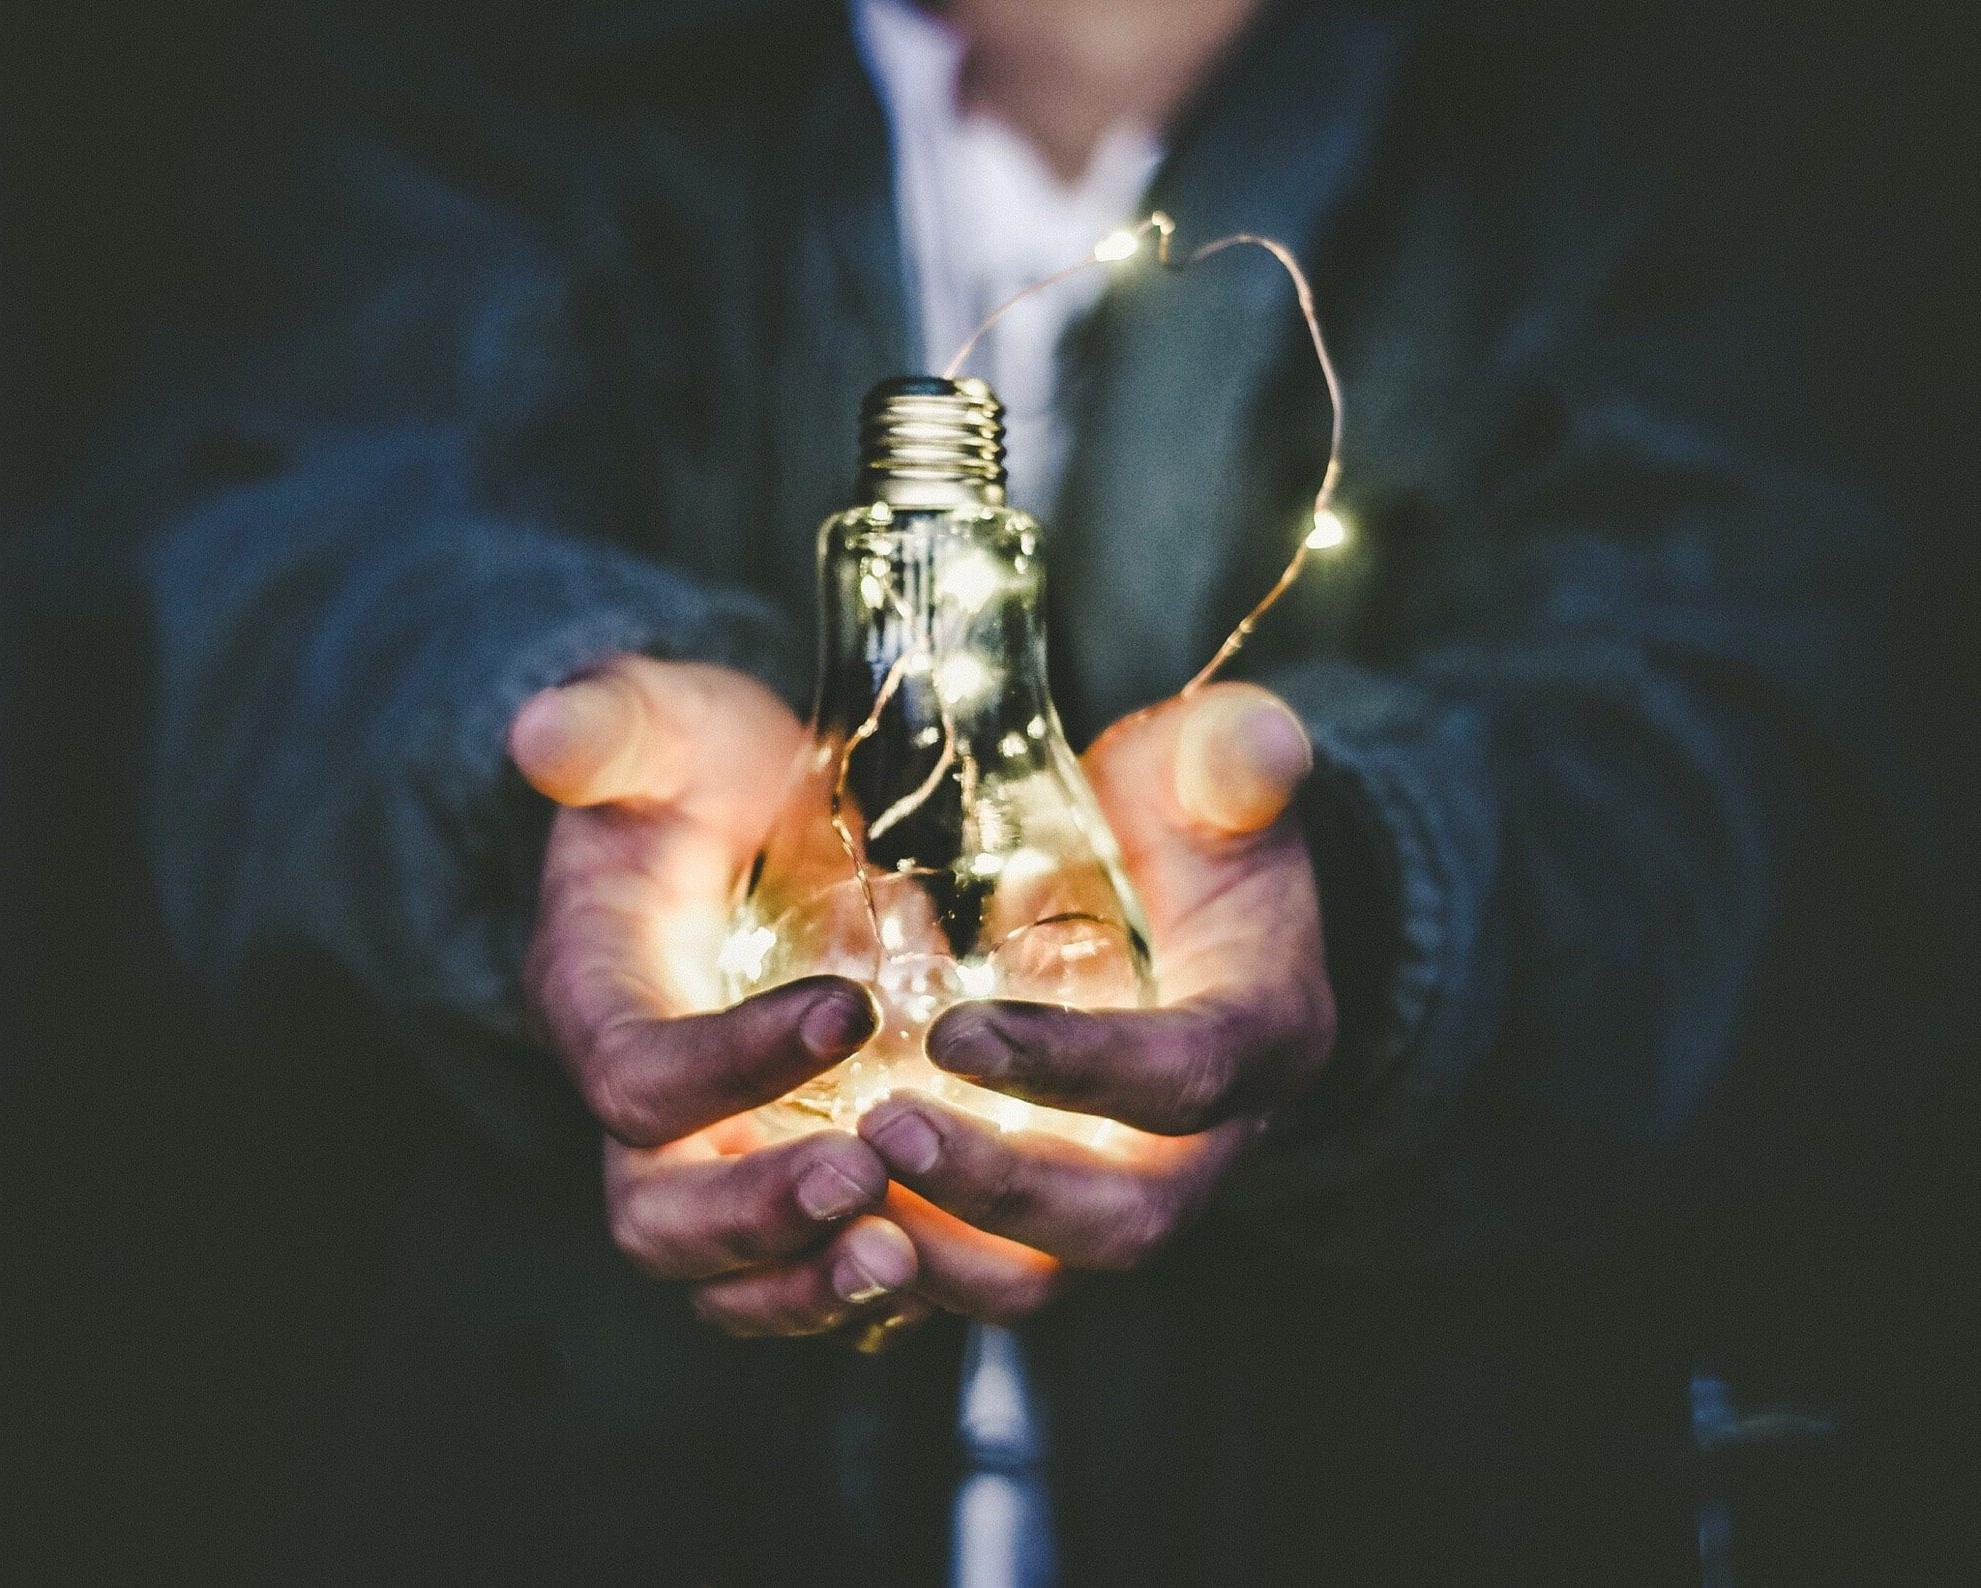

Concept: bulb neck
[[858, 375, 1007, 509]]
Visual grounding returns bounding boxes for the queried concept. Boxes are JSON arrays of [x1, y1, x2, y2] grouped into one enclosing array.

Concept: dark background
[[2, 2, 1971, 1579]]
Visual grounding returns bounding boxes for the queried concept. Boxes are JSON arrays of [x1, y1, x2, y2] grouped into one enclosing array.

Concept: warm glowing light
[[1093, 228, 1141, 262], [987, 1093, 1034, 1133], [998, 846, 1055, 893], [716, 924, 775, 983], [937, 549, 1004, 613], [1305, 507, 1349, 550], [934, 653, 994, 705]]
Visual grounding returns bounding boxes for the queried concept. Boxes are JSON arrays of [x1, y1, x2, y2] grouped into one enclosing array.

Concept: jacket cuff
[[1225, 658, 1501, 1224], [401, 532, 800, 1154]]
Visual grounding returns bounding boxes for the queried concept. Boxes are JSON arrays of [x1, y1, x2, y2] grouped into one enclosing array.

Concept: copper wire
[[830, 576, 966, 978], [944, 212, 1345, 695]]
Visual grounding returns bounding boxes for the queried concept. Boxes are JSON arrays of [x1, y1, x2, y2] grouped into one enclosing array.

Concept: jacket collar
[[768, 27, 915, 627]]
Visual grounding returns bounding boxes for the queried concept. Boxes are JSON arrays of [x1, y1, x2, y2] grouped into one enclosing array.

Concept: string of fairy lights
[[945, 209, 1350, 702]]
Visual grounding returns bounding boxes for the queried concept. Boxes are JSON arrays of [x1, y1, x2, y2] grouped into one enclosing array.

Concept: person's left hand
[[857, 682, 1336, 1323]]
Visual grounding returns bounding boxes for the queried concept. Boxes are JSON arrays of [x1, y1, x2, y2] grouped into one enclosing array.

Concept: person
[[46, 0, 1920, 1579]]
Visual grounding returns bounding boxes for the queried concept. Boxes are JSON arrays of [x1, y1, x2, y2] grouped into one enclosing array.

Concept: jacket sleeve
[[1237, 110, 1902, 1262], [113, 111, 792, 1155]]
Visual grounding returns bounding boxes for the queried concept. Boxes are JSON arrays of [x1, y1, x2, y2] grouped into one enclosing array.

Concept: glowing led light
[[934, 653, 994, 706], [937, 549, 1003, 613], [859, 573, 888, 609], [968, 852, 1005, 879], [879, 915, 906, 952], [997, 731, 1028, 758], [1025, 715, 1047, 740], [716, 924, 776, 982], [1093, 228, 1141, 262], [956, 959, 997, 998], [1305, 507, 1349, 550], [999, 846, 1055, 893], [989, 1093, 1034, 1133]]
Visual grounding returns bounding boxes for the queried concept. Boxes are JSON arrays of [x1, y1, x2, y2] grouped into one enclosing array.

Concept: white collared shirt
[[854, 0, 1163, 520]]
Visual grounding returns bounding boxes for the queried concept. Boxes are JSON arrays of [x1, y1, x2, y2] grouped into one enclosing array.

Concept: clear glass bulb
[[723, 378, 1154, 1141]]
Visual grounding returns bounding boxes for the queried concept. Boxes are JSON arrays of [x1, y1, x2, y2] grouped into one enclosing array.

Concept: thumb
[[509, 655, 701, 808], [1171, 684, 1313, 836]]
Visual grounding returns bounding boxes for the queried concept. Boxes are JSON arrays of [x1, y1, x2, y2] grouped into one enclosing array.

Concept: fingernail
[[795, 1157, 877, 1222], [832, 1230, 913, 1305], [867, 1109, 942, 1176], [1178, 688, 1312, 834], [928, 1006, 1011, 1078], [800, 989, 876, 1059], [508, 687, 589, 779]]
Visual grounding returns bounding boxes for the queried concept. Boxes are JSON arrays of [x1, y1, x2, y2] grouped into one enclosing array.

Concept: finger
[[928, 993, 1321, 1136], [862, 1097, 1228, 1270], [510, 656, 693, 808], [605, 1130, 888, 1281], [1080, 686, 1325, 1006], [884, 1185, 1066, 1325], [1172, 683, 1312, 835], [1085, 683, 1309, 849], [578, 974, 877, 1146], [689, 1215, 917, 1339], [511, 656, 803, 820]]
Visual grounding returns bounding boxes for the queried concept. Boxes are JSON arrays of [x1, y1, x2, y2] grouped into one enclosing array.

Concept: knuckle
[[519, 928, 556, 1009], [690, 1290, 755, 1338], [720, 1203, 789, 1269], [1098, 1190, 1179, 1272], [580, 1052, 643, 1139], [985, 1269, 1059, 1325], [607, 1203, 646, 1263], [985, 1170, 1029, 1232], [1162, 1042, 1232, 1133], [958, 1149, 1028, 1232], [607, 1197, 674, 1279], [583, 1028, 669, 1143], [523, 927, 597, 1051]]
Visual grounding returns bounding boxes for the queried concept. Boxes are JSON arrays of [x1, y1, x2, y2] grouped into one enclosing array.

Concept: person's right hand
[[510, 655, 927, 1349]]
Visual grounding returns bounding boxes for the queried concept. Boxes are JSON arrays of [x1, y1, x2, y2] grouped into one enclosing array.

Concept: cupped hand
[[512, 655, 929, 1347], [859, 683, 1335, 1323]]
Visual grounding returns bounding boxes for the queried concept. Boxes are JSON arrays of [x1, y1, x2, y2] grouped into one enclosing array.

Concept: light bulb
[[724, 377, 1154, 1142], [1305, 506, 1349, 550], [1093, 228, 1142, 262]]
